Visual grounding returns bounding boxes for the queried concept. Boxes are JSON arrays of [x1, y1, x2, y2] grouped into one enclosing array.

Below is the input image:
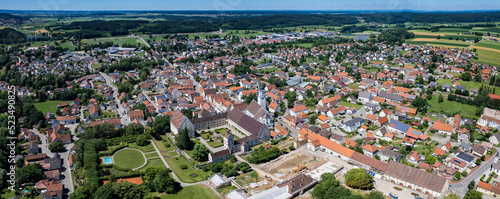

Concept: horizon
[[1, 0, 500, 11]]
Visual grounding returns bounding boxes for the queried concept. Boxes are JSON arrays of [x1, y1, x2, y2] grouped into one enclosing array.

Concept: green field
[[59, 41, 76, 50], [427, 95, 477, 119], [474, 40, 500, 50], [165, 156, 210, 183], [81, 37, 145, 46], [475, 48, 500, 67], [33, 100, 71, 114], [113, 148, 145, 170], [436, 79, 500, 95], [149, 184, 218, 199], [406, 38, 472, 48], [473, 27, 500, 34], [138, 158, 166, 172]]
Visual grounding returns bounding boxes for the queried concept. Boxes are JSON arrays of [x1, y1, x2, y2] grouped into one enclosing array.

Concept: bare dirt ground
[[261, 153, 326, 180]]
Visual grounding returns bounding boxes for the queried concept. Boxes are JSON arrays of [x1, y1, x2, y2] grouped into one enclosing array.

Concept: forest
[[0, 28, 26, 44], [361, 12, 500, 24]]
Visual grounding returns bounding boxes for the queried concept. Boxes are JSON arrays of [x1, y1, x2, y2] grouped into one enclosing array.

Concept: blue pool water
[[104, 157, 112, 164]]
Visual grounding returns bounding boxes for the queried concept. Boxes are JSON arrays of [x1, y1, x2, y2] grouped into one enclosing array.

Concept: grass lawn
[[436, 79, 500, 95], [33, 100, 71, 114], [0, 67, 5, 75], [199, 132, 211, 140], [348, 83, 360, 90], [338, 101, 363, 109], [100, 110, 118, 118], [217, 186, 237, 195], [148, 184, 218, 199], [253, 67, 280, 74], [169, 151, 178, 156], [427, 95, 478, 119], [165, 156, 210, 183], [113, 148, 145, 170], [207, 141, 224, 148], [144, 152, 160, 158], [138, 158, 166, 172], [214, 128, 228, 134], [155, 135, 175, 151], [128, 142, 156, 152]]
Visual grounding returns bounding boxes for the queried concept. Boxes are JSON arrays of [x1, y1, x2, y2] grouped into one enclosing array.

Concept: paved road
[[100, 72, 130, 126], [31, 129, 74, 196], [449, 152, 498, 197]]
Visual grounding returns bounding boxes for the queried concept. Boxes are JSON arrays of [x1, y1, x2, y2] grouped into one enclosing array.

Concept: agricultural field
[[473, 40, 500, 50], [81, 37, 146, 46], [474, 48, 500, 67], [406, 38, 473, 48]]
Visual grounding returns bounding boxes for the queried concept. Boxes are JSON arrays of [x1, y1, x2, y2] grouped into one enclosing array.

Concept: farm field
[[33, 100, 71, 114], [81, 37, 146, 46], [474, 48, 500, 67], [406, 38, 473, 48], [113, 148, 145, 170], [473, 40, 500, 50], [148, 184, 218, 199]]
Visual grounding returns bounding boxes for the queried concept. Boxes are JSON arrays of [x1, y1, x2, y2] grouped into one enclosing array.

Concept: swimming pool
[[104, 157, 112, 164]]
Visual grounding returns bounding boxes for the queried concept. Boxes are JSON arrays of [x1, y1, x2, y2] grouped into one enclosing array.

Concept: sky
[[1, 0, 500, 11]]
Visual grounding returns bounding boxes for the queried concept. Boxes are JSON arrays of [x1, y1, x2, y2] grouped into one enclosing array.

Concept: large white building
[[478, 107, 500, 129], [170, 111, 195, 137]]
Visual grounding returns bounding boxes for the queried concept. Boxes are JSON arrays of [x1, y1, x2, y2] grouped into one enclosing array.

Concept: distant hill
[[0, 28, 26, 44]]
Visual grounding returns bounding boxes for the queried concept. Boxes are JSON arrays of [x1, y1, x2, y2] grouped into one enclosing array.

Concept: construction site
[[259, 151, 326, 180]]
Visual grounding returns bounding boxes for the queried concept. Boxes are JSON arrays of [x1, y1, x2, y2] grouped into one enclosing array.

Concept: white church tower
[[258, 84, 266, 109]]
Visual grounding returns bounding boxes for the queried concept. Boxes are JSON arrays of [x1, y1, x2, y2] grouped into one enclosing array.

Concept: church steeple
[[258, 83, 266, 109]]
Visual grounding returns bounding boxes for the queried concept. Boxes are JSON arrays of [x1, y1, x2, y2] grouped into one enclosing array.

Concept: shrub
[[163, 142, 171, 148], [180, 164, 188, 170]]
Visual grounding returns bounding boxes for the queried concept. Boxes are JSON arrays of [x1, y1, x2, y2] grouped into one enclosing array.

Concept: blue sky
[[2, 0, 500, 11]]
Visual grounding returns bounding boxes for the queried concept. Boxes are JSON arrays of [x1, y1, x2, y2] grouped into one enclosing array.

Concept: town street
[[449, 152, 498, 197], [30, 129, 74, 196], [99, 72, 130, 125]]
